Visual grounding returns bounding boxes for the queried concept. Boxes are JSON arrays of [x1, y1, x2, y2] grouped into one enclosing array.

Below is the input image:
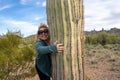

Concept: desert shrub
[[0, 31, 36, 80], [86, 31, 120, 45], [96, 31, 109, 45]]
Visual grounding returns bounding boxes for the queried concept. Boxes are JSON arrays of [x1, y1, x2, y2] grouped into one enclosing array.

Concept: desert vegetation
[[85, 28, 120, 80], [0, 28, 120, 80], [0, 31, 36, 80]]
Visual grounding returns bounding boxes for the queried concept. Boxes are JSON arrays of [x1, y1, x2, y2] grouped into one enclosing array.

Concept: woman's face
[[38, 28, 49, 41]]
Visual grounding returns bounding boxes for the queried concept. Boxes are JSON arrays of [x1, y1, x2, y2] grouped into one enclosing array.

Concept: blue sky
[[0, 0, 120, 37]]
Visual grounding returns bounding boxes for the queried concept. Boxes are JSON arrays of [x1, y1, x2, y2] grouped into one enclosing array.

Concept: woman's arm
[[35, 42, 57, 54]]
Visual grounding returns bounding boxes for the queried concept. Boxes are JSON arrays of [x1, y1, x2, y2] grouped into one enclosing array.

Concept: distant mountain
[[25, 28, 120, 39], [106, 28, 120, 34], [0, 35, 2, 38], [85, 28, 120, 35], [23, 34, 36, 43], [24, 34, 35, 40]]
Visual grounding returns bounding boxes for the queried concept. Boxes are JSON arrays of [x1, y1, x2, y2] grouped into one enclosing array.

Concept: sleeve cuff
[[49, 45, 57, 53]]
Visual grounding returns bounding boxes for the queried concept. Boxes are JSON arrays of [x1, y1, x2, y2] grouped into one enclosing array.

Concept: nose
[[41, 32, 45, 35]]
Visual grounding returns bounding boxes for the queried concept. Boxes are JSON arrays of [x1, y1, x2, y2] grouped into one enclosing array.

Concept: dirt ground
[[26, 45, 120, 80], [85, 61, 120, 80]]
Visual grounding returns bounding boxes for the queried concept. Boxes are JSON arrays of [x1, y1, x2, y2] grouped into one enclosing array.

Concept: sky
[[0, 0, 120, 37]]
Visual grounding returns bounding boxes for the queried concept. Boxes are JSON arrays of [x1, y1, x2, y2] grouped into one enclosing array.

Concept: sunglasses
[[38, 29, 49, 34]]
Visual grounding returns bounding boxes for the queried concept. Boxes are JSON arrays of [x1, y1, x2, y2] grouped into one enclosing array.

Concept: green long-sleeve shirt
[[35, 40, 57, 77]]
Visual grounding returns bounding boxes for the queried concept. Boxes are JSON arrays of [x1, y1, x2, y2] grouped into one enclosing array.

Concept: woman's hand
[[54, 41, 64, 53], [56, 43, 64, 52]]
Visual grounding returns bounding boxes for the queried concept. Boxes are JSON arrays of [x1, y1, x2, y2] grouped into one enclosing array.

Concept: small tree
[[96, 32, 108, 45]]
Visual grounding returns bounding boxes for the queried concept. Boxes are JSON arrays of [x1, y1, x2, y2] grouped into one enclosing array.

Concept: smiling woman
[[35, 23, 64, 80], [36, 23, 50, 42]]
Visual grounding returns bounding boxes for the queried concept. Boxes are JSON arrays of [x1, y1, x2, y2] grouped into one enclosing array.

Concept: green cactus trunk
[[46, 0, 84, 80]]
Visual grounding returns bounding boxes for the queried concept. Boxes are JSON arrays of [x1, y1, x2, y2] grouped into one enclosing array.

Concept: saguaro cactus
[[46, 0, 84, 80]]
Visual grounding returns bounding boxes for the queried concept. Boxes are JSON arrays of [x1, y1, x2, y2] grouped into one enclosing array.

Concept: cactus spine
[[46, 0, 84, 80]]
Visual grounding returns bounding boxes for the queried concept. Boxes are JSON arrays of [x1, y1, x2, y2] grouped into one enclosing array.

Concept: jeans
[[35, 64, 50, 80]]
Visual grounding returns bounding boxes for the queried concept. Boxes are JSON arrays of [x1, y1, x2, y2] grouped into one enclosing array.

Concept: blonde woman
[[35, 23, 64, 80]]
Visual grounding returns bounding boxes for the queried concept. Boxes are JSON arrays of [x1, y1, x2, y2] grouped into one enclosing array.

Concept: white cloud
[[36, 1, 41, 5], [20, 0, 46, 7], [20, 0, 28, 5], [42, 1, 46, 7], [34, 16, 44, 21], [20, 0, 31, 5], [84, 0, 120, 31], [20, 0, 37, 5], [2, 19, 38, 37], [0, 5, 13, 11], [19, 13, 45, 21]]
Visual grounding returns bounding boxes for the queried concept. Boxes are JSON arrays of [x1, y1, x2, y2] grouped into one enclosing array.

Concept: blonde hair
[[35, 23, 50, 43]]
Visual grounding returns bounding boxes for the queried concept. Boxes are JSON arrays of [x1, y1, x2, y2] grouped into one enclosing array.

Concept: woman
[[35, 23, 64, 80]]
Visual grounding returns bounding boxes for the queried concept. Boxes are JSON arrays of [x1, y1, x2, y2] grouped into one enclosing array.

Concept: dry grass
[[85, 44, 120, 80]]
